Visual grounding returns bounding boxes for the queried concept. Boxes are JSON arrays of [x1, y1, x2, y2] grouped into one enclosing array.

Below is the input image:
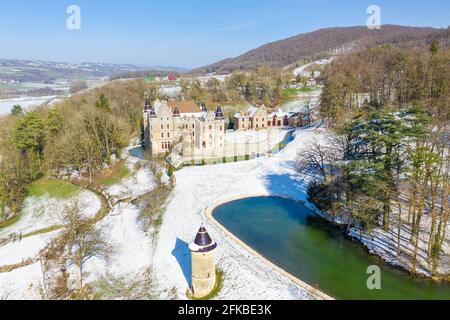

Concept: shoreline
[[204, 193, 449, 300], [204, 194, 333, 301]]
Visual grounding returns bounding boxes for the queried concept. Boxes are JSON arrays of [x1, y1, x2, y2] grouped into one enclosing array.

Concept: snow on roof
[[247, 106, 260, 117], [234, 105, 264, 119], [269, 109, 290, 118]]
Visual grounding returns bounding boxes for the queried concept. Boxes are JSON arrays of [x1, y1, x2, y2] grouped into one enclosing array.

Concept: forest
[[0, 80, 158, 221], [300, 43, 449, 274]]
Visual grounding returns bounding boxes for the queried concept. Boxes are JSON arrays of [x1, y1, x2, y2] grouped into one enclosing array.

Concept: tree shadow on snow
[[262, 172, 309, 202], [171, 238, 192, 288]]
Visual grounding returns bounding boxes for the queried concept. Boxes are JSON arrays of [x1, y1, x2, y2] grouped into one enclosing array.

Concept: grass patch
[[282, 86, 319, 101], [22, 225, 62, 238], [0, 214, 21, 229], [94, 160, 131, 186], [186, 269, 224, 300], [27, 179, 81, 199]]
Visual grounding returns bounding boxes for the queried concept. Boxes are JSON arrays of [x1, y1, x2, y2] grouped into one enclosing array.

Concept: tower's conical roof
[[200, 100, 207, 112], [144, 97, 151, 111], [189, 225, 217, 253], [215, 106, 224, 119]]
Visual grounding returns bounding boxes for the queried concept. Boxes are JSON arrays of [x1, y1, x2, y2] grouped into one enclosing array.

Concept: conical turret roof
[[189, 225, 217, 253]]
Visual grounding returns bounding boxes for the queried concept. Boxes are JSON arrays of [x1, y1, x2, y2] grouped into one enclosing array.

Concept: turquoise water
[[213, 196, 450, 300]]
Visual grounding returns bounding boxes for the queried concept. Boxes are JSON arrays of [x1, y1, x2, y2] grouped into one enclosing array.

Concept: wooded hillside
[[196, 25, 449, 74]]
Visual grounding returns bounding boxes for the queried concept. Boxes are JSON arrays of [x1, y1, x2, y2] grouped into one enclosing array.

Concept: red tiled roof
[[167, 100, 200, 114]]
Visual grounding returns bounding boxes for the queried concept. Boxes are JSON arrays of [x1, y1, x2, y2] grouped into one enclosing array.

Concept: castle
[[143, 98, 226, 157], [143, 98, 309, 164]]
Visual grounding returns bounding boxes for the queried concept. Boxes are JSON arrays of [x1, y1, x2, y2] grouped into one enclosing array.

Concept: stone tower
[[189, 225, 218, 298]]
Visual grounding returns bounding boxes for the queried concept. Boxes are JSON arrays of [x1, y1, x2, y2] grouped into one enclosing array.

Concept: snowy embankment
[[153, 126, 331, 300], [0, 191, 101, 299], [81, 203, 153, 284], [70, 154, 157, 290], [0, 262, 45, 300], [105, 156, 156, 200], [348, 211, 450, 277]]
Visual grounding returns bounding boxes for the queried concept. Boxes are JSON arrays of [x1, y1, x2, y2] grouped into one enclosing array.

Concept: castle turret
[[215, 106, 224, 120], [189, 225, 217, 298], [201, 100, 208, 112], [144, 97, 151, 111]]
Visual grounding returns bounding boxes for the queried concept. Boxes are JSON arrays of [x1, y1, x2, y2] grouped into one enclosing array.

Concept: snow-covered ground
[[105, 156, 156, 200], [0, 96, 57, 116], [0, 191, 100, 239], [0, 230, 60, 266], [81, 203, 153, 283], [0, 190, 101, 299], [153, 126, 331, 300], [225, 128, 287, 147], [292, 58, 335, 77], [0, 262, 45, 300]]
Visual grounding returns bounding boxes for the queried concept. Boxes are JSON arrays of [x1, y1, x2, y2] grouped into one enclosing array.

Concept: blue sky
[[0, 0, 448, 68]]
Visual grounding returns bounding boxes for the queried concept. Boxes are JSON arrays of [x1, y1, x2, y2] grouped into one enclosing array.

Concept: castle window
[[161, 132, 164, 138], [161, 142, 165, 149], [161, 124, 164, 130], [220, 126, 222, 131], [202, 141, 206, 148], [209, 125, 212, 130], [167, 124, 170, 129], [192, 124, 195, 129], [167, 132, 170, 138]]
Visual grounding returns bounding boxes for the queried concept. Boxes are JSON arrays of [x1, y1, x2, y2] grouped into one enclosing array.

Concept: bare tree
[[56, 202, 112, 292]]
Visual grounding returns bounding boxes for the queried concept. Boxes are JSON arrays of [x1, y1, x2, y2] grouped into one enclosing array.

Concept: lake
[[213, 196, 450, 300]]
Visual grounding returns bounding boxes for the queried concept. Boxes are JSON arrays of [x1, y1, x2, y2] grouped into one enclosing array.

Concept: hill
[[195, 25, 449, 73]]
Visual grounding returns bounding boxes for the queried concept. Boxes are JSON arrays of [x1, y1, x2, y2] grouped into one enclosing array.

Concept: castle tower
[[189, 225, 218, 298], [201, 100, 208, 112]]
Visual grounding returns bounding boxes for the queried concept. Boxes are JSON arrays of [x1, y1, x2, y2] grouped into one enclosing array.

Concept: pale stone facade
[[234, 105, 295, 130], [143, 99, 226, 157]]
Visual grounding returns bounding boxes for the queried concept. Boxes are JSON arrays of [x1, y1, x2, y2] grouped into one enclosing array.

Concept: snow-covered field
[[0, 231, 60, 266], [0, 190, 101, 299], [0, 96, 56, 116], [225, 128, 287, 147], [0, 262, 45, 300], [153, 126, 331, 300], [0, 191, 100, 239]]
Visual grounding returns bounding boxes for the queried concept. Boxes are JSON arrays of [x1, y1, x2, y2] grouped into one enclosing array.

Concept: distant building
[[233, 105, 268, 130], [167, 74, 177, 81], [189, 225, 218, 299], [233, 105, 306, 130]]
